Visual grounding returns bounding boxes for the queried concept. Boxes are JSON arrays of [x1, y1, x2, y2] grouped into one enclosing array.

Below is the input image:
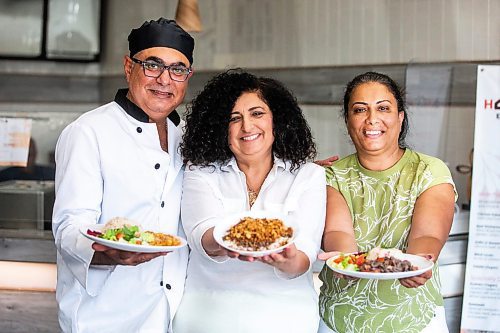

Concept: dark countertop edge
[[0, 229, 54, 240]]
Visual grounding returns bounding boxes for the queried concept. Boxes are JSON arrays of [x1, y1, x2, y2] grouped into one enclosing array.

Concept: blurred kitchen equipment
[[0, 180, 55, 230], [175, 0, 202, 32], [456, 148, 473, 210]]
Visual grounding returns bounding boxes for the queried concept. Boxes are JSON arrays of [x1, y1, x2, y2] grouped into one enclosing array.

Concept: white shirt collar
[[222, 155, 288, 173]]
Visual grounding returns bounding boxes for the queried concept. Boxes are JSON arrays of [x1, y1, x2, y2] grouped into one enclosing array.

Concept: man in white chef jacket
[[52, 18, 194, 333]]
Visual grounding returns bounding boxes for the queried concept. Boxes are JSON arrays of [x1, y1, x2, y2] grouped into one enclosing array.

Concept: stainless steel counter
[[0, 228, 56, 263], [0, 180, 56, 263], [0, 180, 55, 230]]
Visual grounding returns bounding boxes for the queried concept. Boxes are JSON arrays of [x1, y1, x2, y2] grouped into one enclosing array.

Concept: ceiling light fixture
[[175, 0, 202, 32]]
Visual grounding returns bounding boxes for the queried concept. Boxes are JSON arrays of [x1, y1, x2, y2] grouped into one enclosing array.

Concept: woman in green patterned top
[[318, 72, 457, 333]]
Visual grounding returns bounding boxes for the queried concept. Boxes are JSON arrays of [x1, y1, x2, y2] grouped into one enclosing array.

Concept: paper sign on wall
[[0, 117, 32, 167]]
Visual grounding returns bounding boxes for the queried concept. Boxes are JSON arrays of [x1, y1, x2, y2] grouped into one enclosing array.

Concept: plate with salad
[[325, 247, 434, 280], [80, 217, 187, 253]]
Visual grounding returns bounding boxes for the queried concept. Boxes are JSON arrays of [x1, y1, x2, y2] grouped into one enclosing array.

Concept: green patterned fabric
[[319, 149, 456, 333]]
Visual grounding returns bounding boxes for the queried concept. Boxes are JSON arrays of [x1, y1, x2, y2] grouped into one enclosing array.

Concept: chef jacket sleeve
[[52, 122, 113, 296]]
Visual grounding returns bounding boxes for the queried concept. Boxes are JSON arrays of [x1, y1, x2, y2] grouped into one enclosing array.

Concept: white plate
[[80, 224, 187, 253], [326, 252, 434, 280], [213, 210, 296, 257]]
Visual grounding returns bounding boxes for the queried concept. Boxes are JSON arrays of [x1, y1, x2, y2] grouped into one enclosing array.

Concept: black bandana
[[128, 18, 194, 65]]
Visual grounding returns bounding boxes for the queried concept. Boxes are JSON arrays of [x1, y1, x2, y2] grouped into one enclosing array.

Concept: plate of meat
[[213, 210, 296, 257], [326, 247, 434, 280]]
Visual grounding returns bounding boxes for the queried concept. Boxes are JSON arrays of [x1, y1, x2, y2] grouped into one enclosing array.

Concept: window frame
[[0, 0, 104, 63]]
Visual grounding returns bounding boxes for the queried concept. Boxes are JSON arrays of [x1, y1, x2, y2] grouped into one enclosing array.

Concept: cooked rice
[[103, 217, 139, 231]]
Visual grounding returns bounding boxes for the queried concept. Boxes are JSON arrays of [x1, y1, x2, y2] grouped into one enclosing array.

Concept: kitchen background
[[0, 0, 499, 332]]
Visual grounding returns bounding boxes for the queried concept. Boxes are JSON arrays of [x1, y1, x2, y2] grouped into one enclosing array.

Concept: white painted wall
[[101, 0, 500, 73]]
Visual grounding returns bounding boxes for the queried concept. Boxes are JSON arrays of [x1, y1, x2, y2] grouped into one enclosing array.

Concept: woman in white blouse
[[173, 70, 326, 333]]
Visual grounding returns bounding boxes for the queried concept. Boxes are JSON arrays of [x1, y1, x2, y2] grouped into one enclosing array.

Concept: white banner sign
[[461, 65, 500, 332], [0, 117, 32, 167]]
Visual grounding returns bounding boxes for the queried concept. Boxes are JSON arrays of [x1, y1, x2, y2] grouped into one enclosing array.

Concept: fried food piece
[[147, 232, 181, 246]]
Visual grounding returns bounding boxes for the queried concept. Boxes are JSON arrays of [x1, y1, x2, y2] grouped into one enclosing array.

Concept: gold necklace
[[246, 180, 262, 207], [247, 187, 259, 207]]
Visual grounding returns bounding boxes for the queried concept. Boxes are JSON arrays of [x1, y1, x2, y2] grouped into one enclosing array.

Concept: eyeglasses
[[131, 57, 192, 82]]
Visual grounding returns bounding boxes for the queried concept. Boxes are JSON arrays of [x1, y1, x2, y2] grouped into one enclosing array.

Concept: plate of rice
[[80, 217, 187, 253], [213, 210, 296, 257]]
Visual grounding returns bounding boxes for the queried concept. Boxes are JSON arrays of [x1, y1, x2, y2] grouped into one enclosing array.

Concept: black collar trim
[[114, 88, 181, 126]]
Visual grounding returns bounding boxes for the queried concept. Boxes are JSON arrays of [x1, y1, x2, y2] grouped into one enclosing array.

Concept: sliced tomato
[[355, 256, 365, 265], [334, 256, 344, 264]]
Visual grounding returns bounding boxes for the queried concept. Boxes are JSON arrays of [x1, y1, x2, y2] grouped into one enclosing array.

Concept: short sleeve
[[419, 156, 458, 201], [325, 165, 340, 190]]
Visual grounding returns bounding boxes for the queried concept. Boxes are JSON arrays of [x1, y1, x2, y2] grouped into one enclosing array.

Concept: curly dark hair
[[181, 69, 317, 171], [342, 71, 409, 148]]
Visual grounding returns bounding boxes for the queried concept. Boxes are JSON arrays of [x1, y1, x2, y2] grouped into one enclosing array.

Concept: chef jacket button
[[136, 127, 142, 133], [161, 201, 165, 208], [160, 281, 163, 286], [154, 163, 160, 169], [165, 283, 172, 290]]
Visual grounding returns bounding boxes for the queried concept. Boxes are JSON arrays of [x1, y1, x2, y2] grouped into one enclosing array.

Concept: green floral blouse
[[319, 149, 456, 333]]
